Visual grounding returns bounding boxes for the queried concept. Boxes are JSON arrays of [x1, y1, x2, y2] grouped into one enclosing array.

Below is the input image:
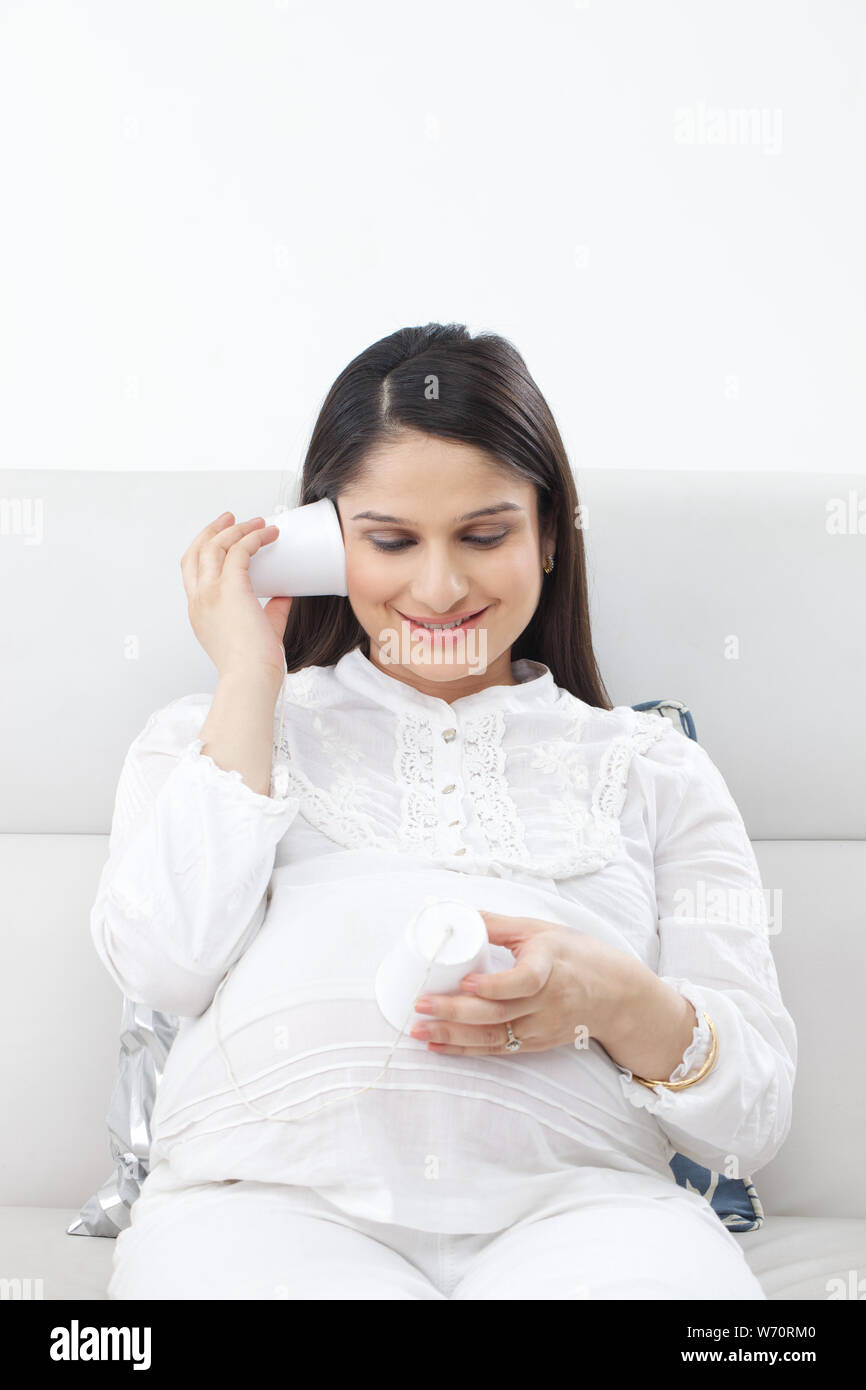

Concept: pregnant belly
[[148, 872, 671, 1229]]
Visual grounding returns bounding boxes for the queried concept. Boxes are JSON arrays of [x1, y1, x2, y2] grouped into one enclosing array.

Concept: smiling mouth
[[395, 606, 490, 633]]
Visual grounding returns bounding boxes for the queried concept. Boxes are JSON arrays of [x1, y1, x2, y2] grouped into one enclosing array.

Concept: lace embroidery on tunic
[[463, 709, 529, 865], [269, 674, 671, 880], [394, 712, 440, 852]]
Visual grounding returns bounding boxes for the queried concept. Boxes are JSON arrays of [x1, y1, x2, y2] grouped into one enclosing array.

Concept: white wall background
[[1, 0, 863, 476]]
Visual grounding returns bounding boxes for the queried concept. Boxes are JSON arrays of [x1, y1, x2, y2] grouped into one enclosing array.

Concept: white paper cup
[[247, 497, 348, 598], [375, 899, 494, 1034]]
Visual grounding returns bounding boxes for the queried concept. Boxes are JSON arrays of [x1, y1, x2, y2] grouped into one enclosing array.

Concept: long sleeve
[[90, 693, 300, 1019], [615, 727, 797, 1177]]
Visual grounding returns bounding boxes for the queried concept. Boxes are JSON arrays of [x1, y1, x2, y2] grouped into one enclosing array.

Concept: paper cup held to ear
[[247, 497, 348, 598]]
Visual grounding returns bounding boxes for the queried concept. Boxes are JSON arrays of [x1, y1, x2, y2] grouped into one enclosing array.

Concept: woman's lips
[[396, 606, 490, 637]]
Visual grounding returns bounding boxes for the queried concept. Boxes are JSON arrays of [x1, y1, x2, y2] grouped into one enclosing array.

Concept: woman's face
[[334, 431, 556, 700]]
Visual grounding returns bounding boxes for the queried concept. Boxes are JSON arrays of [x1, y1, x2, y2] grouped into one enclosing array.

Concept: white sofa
[[2, 467, 864, 1300]]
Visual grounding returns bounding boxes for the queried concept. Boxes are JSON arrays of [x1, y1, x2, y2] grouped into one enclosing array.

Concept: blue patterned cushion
[[631, 698, 763, 1232]]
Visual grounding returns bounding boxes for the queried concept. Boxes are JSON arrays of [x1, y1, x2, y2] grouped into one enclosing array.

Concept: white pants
[[107, 1161, 766, 1301]]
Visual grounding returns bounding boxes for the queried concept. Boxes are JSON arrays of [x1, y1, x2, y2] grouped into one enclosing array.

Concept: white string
[[212, 921, 456, 1124], [274, 667, 288, 781], [211, 672, 456, 1124]]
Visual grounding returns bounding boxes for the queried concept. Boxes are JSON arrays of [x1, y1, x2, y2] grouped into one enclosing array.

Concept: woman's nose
[[406, 553, 470, 612]]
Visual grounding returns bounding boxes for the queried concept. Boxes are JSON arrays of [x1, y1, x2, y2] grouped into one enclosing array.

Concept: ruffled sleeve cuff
[[616, 977, 714, 1109], [181, 737, 298, 810]]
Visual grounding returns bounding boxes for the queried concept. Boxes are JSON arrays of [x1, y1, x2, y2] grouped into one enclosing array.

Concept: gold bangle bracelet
[[630, 1011, 718, 1091]]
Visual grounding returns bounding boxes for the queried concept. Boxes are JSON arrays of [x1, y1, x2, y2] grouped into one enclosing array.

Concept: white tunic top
[[90, 646, 797, 1233]]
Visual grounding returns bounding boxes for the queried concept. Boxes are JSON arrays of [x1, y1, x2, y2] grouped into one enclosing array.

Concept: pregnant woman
[[94, 322, 796, 1300]]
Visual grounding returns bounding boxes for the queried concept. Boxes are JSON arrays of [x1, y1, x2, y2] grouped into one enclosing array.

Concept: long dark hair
[[281, 322, 613, 710]]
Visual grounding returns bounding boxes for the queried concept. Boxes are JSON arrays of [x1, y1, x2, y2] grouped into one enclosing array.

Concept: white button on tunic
[[90, 646, 797, 1233]]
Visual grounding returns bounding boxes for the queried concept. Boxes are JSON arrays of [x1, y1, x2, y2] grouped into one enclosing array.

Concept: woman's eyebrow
[[350, 502, 524, 524]]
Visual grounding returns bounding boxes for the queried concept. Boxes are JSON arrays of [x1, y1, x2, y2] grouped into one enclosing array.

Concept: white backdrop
[[1, 0, 863, 476]]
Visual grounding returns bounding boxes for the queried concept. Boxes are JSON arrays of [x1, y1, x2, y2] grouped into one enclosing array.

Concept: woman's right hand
[[180, 511, 293, 687]]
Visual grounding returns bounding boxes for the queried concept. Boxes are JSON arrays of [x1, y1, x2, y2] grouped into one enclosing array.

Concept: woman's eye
[[369, 532, 509, 553]]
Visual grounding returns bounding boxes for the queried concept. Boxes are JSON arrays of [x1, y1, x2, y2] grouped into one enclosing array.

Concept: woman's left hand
[[409, 911, 637, 1055]]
